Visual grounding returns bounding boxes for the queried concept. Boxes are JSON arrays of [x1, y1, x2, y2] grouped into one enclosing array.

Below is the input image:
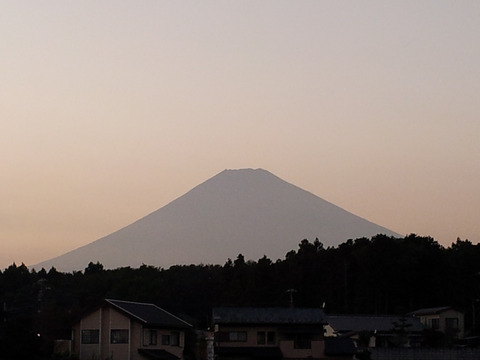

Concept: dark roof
[[408, 306, 458, 316], [138, 349, 180, 360], [327, 315, 424, 333], [324, 337, 357, 356], [106, 299, 192, 329], [215, 346, 283, 359], [212, 307, 327, 325]]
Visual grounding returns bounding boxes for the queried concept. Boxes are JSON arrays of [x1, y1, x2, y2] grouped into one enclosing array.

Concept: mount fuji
[[33, 169, 400, 271]]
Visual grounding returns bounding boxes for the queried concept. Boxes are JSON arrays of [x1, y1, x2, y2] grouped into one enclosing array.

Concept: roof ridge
[[106, 298, 192, 327], [150, 303, 192, 327], [106, 298, 155, 306], [106, 299, 149, 323]]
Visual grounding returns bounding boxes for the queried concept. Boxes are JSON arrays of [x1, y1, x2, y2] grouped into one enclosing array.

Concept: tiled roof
[[327, 315, 424, 333], [212, 307, 327, 325], [106, 299, 192, 329]]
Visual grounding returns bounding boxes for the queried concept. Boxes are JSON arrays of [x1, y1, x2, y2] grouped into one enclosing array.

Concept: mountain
[[33, 168, 400, 271]]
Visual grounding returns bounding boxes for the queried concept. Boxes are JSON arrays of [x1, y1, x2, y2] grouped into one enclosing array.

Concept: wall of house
[[441, 309, 464, 338], [107, 307, 131, 360], [216, 325, 279, 347], [100, 307, 110, 359], [74, 306, 132, 360], [132, 322, 186, 360], [215, 325, 325, 359], [419, 310, 464, 338], [74, 305, 188, 360], [279, 338, 325, 359], [130, 321, 143, 360], [157, 327, 185, 359], [74, 308, 102, 360]]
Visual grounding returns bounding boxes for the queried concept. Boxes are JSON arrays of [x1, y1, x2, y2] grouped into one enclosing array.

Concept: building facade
[[212, 307, 354, 360], [409, 306, 465, 339], [72, 299, 192, 360]]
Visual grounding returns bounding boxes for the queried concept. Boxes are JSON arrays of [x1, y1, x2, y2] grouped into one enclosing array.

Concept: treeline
[[1, 234, 480, 358]]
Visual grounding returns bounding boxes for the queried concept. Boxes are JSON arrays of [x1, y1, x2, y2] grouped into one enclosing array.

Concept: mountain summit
[[34, 169, 399, 271]]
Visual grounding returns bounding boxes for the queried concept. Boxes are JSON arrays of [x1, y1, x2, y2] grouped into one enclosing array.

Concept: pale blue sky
[[2, 1, 479, 268]]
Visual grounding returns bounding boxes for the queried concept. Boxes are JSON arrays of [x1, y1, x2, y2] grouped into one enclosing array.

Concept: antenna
[[286, 289, 297, 308]]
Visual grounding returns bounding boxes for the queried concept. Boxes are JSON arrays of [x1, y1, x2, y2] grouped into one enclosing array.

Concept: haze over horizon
[[2, 1, 479, 269]]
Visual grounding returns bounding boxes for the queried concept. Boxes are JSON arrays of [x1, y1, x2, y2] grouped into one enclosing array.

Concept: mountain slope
[[33, 169, 400, 271]]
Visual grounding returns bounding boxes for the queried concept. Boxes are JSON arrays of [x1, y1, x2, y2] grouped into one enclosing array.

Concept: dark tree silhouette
[[1, 235, 480, 358]]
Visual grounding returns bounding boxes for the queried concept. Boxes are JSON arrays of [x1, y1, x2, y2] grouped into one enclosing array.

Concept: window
[[161, 332, 180, 346], [111, 329, 129, 344], [430, 318, 440, 330], [293, 334, 312, 349], [81, 329, 99, 344], [257, 331, 275, 345], [257, 331, 266, 345], [267, 331, 275, 344], [171, 332, 180, 346], [228, 331, 247, 342], [216, 331, 248, 343], [446, 318, 459, 330], [144, 330, 157, 346]]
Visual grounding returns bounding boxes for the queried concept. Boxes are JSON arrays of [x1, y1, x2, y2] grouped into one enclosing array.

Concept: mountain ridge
[[33, 168, 400, 271]]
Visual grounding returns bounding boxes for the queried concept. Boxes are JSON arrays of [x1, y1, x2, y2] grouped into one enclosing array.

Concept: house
[[212, 307, 355, 360], [409, 306, 465, 339], [72, 299, 192, 360], [326, 315, 424, 348]]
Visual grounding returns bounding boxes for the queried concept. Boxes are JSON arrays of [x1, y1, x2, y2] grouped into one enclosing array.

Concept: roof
[[327, 315, 424, 333], [408, 306, 458, 316], [212, 307, 327, 325], [138, 349, 180, 360], [215, 346, 283, 359], [106, 299, 192, 329]]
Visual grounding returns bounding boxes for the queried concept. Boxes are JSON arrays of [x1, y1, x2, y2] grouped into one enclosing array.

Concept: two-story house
[[212, 307, 352, 360], [72, 299, 192, 360], [409, 306, 465, 339]]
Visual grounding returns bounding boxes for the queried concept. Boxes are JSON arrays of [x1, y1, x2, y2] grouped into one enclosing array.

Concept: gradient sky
[[2, 1, 479, 269]]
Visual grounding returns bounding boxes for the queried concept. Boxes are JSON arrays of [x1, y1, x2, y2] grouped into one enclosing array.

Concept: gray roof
[[408, 306, 456, 316], [212, 307, 327, 325], [106, 299, 192, 329], [327, 315, 423, 333]]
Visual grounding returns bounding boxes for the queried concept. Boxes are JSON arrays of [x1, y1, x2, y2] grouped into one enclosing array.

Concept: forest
[[1, 234, 480, 359]]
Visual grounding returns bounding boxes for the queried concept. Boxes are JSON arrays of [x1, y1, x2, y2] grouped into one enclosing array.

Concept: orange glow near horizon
[[1, 1, 479, 268]]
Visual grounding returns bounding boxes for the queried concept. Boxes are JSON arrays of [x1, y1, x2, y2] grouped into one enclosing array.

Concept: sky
[[1, 1, 479, 269]]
